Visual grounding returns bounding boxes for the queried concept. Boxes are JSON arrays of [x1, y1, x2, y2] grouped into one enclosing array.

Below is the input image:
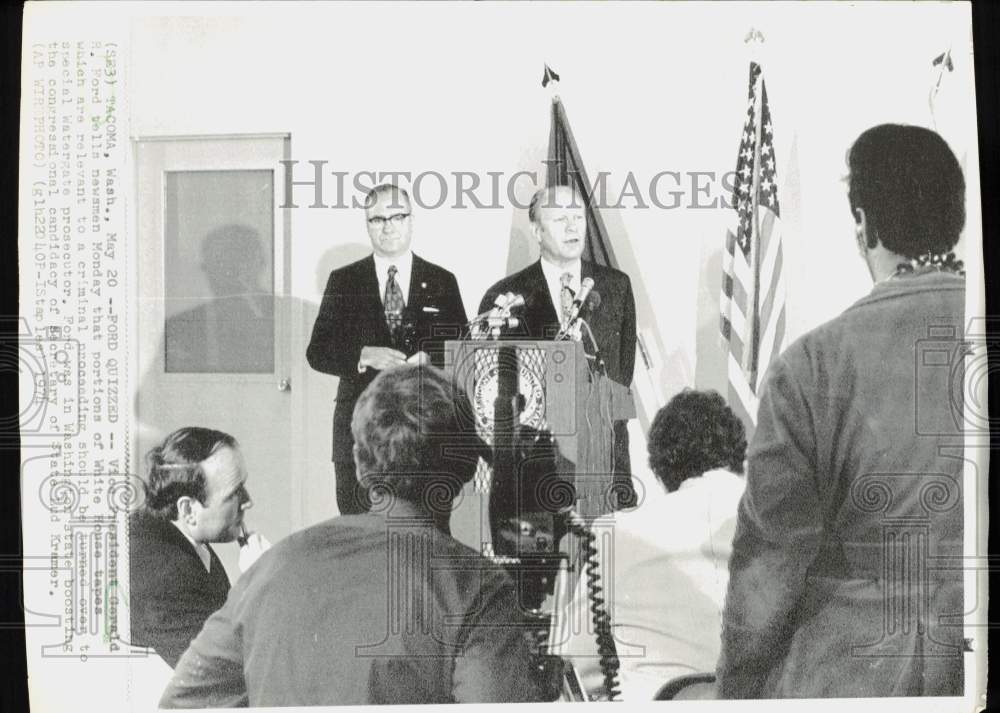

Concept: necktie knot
[[388, 264, 398, 279]]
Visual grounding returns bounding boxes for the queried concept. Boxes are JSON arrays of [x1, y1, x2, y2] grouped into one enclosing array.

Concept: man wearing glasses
[[307, 183, 466, 516]]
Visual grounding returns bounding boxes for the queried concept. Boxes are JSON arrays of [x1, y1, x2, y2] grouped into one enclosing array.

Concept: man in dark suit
[[307, 183, 467, 515], [478, 185, 637, 510], [129, 427, 266, 668]]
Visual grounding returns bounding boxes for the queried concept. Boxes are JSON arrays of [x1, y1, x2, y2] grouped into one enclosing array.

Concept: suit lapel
[[526, 261, 560, 334], [408, 255, 427, 310]]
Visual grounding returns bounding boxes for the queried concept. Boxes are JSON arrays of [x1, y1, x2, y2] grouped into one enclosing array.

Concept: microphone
[[505, 293, 525, 311], [568, 278, 595, 323], [586, 290, 601, 312], [468, 292, 524, 338]]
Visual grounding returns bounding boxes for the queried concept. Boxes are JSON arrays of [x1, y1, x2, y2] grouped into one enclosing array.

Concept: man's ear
[[854, 207, 877, 250], [529, 221, 542, 243], [175, 496, 199, 524]]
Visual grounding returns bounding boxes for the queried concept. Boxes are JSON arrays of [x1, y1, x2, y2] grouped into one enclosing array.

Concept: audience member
[[160, 365, 546, 707], [129, 427, 266, 668], [717, 124, 966, 697], [555, 389, 746, 700]]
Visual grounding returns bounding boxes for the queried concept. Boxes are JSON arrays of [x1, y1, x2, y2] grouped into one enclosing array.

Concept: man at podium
[[477, 185, 637, 510]]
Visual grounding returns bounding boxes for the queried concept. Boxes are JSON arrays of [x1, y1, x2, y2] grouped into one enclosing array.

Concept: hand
[[406, 351, 430, 366], [238, 532, 272, 572], [359, 346, 407, 371]]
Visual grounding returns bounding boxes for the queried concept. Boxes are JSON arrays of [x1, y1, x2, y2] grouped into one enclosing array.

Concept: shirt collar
[[373, 250, 413, 278], [539, 256, 582, 285], [171, 520, 212, 572]]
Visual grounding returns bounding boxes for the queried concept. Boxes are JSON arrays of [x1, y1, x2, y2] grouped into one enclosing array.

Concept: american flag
[[720, 62, 786, 428]]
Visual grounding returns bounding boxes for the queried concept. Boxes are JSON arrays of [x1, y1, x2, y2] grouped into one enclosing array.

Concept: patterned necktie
[[384, 265, 405, 337], [559, 271, 575, 328]]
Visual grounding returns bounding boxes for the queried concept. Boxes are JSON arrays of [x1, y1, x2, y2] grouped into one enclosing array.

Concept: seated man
[[554, 390, 747, 700], [129, 427, 265, 668], [160, 365, 548, 707]]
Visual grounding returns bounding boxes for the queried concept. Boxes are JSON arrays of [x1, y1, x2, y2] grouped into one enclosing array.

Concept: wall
[[126, 2, 980, 532]]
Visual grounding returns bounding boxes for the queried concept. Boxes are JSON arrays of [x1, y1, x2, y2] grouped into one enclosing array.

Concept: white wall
[[126, 2, 979, 531]]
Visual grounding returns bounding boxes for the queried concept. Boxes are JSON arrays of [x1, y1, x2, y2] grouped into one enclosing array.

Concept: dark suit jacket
[[307, 254, 467, 461], [129, 511, 231, 668], [477, 259, 636, 388]]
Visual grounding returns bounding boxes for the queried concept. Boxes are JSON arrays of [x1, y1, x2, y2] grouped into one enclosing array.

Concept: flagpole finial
[[744, 27, 765, 65], [744, 28, 765, 45]]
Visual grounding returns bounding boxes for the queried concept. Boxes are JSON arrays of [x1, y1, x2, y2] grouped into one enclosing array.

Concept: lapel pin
[[421, 282, 427, 289]]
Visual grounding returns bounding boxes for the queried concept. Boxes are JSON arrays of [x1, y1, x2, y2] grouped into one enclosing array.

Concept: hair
[[351, 365, 481, 509], [647, 389, 746, 493], [143, 427, 238, 520], [527, 184, 583, 224], [363, 183, 411, 212], [847, 124, 965, 257]]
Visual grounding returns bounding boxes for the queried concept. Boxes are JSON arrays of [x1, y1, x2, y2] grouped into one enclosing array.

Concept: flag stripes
[[719, 62, 787, 428]]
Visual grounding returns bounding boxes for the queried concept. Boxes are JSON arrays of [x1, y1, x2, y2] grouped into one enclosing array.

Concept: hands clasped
[[359, 346, 429, 371]]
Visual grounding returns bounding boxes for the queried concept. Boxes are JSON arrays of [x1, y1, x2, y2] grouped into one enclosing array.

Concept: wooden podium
[[444, 339, 634, 557]]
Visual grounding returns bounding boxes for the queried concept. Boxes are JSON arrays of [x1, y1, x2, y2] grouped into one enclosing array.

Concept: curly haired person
[[556, 389, 747, 700]]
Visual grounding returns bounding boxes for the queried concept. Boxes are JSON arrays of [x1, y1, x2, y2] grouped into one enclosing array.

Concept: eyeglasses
[[367, 213, 410, 229]]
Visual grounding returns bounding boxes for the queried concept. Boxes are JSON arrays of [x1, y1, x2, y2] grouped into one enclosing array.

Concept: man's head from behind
[[528, 185, 587, 268], [143, 427, 252, 544], [364, 183, 413, 259], [351, 365, 479, 516], [648, 389, 746, 493], [847, 124, 965, 260]]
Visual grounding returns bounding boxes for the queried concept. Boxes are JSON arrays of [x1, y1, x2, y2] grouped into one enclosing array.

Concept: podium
[[444, 339, 634, 557]]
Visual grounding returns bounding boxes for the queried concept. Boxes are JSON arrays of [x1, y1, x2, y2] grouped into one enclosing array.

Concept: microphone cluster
[[469, 291, 525, 339]]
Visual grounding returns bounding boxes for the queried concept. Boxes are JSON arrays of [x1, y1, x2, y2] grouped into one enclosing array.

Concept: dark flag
[[541, 63, 560, 88], [546, 96, 617, 268]]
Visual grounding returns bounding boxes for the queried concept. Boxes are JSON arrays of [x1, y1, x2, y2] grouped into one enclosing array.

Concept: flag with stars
[[720, 61, 786, 429]]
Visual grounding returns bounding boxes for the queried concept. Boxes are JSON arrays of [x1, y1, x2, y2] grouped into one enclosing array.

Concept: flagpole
[[929, 47, 953, 131], [744, 29, 765, 393]]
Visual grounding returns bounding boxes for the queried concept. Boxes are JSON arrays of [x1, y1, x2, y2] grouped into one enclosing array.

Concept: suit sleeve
[[477, 286, 500, 319], [715, 355, 823, 698], [618, 275, 637, 386], [423, 270, 467, 369], [160, 587, 249, 708], [306, 270, 362, 378], [442, 272, 467, 325]]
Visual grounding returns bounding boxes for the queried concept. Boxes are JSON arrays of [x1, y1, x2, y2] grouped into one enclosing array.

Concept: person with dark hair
[[307, 183, 467, 517], [717, 124, 966, 698], [129, 427, 266, 668], [554, 389, 747, 700], [161, 365, 545, 707]]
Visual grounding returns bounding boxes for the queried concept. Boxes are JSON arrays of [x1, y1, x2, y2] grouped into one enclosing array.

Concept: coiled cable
[[566, 510, 622, 701]]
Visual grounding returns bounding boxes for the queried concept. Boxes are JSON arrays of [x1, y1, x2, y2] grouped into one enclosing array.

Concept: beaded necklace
[[893, 251, 965, 278]]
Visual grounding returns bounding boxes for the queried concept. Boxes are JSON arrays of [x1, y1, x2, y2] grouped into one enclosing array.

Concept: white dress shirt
[[539, 256, 581, 324], [172, 520, 212, 572], [553, 468, 746, 700], [373, 250, 413, 306]]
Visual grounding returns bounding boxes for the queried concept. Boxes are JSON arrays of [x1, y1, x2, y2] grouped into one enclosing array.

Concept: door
[[134, 135, 293, 579]]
